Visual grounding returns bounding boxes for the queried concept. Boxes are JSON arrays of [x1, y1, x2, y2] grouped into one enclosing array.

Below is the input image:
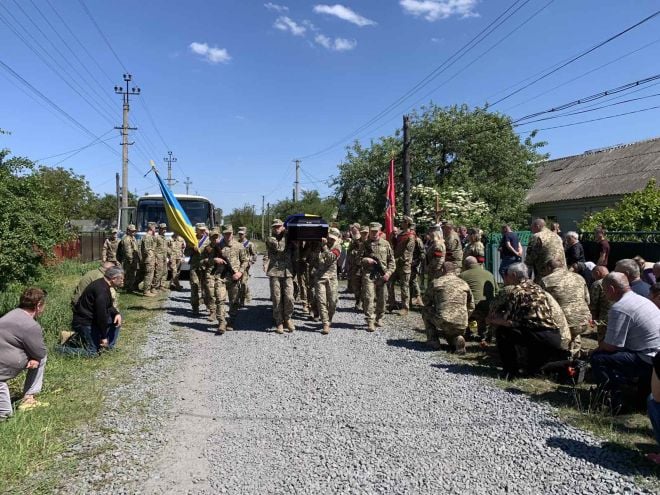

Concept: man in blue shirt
[[498, 224, 522, 280]]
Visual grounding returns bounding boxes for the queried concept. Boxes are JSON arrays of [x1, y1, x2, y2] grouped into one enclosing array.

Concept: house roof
[[525, 136, 660, 205]]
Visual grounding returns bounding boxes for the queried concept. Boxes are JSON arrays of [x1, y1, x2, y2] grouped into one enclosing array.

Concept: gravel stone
[[53, 258, 657, 494]]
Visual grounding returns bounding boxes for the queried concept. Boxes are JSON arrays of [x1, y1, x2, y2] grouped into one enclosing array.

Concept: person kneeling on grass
[[0, 288, 48, 420], [61, 267, 124, 356]]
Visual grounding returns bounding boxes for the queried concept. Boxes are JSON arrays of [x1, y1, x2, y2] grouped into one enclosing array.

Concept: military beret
[[271, 218, 284, 227], [126, 224, 137, 231], [159, 223, 167, 229], [369, 222, 382, 231], [222, 225, 233, 234]]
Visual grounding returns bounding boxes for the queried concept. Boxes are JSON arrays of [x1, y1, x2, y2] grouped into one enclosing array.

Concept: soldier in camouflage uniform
[[361, 222, 395, 332], [153, 223, 168, 292], [425, 227, 445, 283], [409, 232, 426, 306], [202, 228, 221, 321], [210, 225, 248, 334], [168, 232, 185, 290], [266, 219, 295, 334], [237, 227, 256, 305], [120, 224, 139, 292], [102, 228, 120, 266], [525, 218, 566, 283], [190, 224, 211, 315], [487, 262, 571, 377], [314, 228, 342, 334], [442, 223, 463, 273], [306, 240, 322, 321], [589, 265, 613, 342], [140, 222, 158, 297], [291, 241, 307, 308], [348, 225, 368, 310], [540, 259, 592, 355], [463, 228, 485, 265], [422, 261, 475, 354], [387, 216, 417, 315]]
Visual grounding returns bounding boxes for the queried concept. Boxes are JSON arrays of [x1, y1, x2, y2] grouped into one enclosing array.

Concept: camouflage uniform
[[120, 229, 139, 291], [409, 235, 426, 304], [190, 231, 211, 313], [425, 238, 445, 281], [525, 227, 567, 283], [589, 279, 613, 342], [314, 238, 341, 326], [444, 230, 463, 273], [153, 229, 168, 291], [348, 234, 366, 309], [293, 242, 309, 311], [387, 229, 416, 311], [463, 241, 485, 264], [306, 242, 322, 319], [361, 229, 395, 327], [422, 273, 475, 350], [168, 235, 186, 290], [239, 234, 257, 305], [211, 230, 248, 326], [266, 228, 294, 326], [540, 268, 592, 354], [102, 235, 120, 266], [140, 230, 157, 295]]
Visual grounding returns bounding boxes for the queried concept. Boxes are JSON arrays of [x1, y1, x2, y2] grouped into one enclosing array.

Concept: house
[[526, 136, 660, 230]]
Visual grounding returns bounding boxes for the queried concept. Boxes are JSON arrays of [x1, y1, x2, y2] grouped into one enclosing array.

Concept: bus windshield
[[136, 198, 212, 231]]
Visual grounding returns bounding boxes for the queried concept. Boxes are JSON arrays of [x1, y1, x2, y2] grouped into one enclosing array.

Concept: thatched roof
[[526, 136, 660, 205]]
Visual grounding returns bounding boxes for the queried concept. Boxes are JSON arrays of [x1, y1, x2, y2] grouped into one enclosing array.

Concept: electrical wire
[[36, 129, 115, 161]]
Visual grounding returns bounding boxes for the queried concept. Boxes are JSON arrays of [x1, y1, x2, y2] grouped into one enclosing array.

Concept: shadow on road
[[170, 320, 216, 334], [387, 338, 436, 353]]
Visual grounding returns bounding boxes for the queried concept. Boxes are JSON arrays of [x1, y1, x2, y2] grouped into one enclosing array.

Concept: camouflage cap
[[147, 222, 157, 228], [195, 223, 207, 230], [222, 225, 233, 234], [402, 215, 414, 225], [271, 218, 284, 227], [126, 224, 137, 231], [369, 222, 382, 231], [328, 227, 341, 240], [238, 226, 247, 234], [159, 223, 167, 229], [110, 228, 118, 234], [209, 227, 221, 236], [360, 225, 369, 233]]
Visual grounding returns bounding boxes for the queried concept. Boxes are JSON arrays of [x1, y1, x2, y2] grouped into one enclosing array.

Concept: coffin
[[284, 214, 329, 241]]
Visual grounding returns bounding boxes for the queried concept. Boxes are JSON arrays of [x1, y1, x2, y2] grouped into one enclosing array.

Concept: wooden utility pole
[[114, 74, 140, 207], [402, 115, 411, 216], [164, 151, 177, 187], [293, 159, 300, 202]]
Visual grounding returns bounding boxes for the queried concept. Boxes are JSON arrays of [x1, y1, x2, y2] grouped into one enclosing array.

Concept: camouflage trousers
[[239, 266, 252, 305], [208, 275, 227, 323], [170, 259, 182, 288], [296, 270, 308, 305], [316, 277, 338, 324], [306, 270, 318, 316], [362, 275, 386, 323], [122, 258, 139, 291], [387, 268, 411, 310], [225, 277, 242, 318], [422, 309, 465, 347], [190, 267, 211, 311], [269, 276, 294, 325], [409, 267, 422, 300], [569, 323, 590, 356], [350, 268, 362, 308], [153, 256, 167, 290], [142, 256, 156, 294]]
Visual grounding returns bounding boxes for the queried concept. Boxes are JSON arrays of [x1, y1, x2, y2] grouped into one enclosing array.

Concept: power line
[[489, 10, 660, 107], [36, 129, 115, 161], [77, 0, 128, 72], [517, 104, 660, 132]]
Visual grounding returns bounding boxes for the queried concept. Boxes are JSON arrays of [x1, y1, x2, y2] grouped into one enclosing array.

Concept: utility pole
[[184, 177, 192, 195], [293, 159, 301, 202], [261, 195, 265, 241], [164, 151, 177, 188], [402, 115, 411, 216], [115, 172, 120, 227], [266, 202, 270, 231], [114, 73, 140, 208]]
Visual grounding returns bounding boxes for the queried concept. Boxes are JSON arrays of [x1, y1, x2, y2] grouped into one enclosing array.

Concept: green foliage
[[227, 203, 260, 236], [411, 185, 490, 230], [579, 179, 660, 232], [334, 104, 546, 232], [271, 190, 338, 223]]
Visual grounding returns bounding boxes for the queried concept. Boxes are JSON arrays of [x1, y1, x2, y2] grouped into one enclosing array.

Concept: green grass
[[0, 260, 163, 494]]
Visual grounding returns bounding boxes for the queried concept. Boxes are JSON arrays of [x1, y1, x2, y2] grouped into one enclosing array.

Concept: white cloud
[[273, 16, 307, 36], [189, 42, 231, 64], [313, 4, 376, 27], [264, 2, 288, 12], [314, 34, 356, 51], [400, 0, 478, 21]]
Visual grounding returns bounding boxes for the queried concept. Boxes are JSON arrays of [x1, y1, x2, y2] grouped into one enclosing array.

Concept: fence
[[580, 231, 660, 270], [486, 231, 531, 283], [53, 232, 105, 262]]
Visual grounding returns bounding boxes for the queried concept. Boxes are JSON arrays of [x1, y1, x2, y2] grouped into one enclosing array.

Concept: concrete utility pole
[[114, 73, 140, 208], [261, 195, 265, 241], [115, 172, 120, 226], [402, 115, 411, 216], [266, 202, 270, 230], [293, 159, 301, 202], [164, 151, 177, 188], [184, 177, 192, 195]]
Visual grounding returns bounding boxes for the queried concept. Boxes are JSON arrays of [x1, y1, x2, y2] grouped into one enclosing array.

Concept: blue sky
[[1, 0, 659, 214]]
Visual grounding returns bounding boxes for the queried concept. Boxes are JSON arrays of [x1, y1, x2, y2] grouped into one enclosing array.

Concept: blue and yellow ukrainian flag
[[150, 161, 198, 247]]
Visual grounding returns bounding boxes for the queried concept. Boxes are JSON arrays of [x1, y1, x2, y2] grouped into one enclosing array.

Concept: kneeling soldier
[[422, 261, 475, 354]]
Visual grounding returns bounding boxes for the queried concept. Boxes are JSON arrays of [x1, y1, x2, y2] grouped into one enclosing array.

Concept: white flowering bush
[[409, 185, 490, 230]]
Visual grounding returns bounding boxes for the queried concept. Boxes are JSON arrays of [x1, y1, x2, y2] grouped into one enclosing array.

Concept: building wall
[[529, 195, 622, 231]]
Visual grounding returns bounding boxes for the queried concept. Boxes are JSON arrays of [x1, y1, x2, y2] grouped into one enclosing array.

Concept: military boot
[[367, 321, 376, 332], [143, 290, 157, 298], [192, 307, 200, 316], [215, 322, 226, 336], [397, 308, 409, 317], [207, 311, 217, 322], [226, 319, 234, 331], [285, 320, 295, 333], [375, 319, 383, 327], [321, 323, 330, 335], [275, 324, 285, 334], [454, 336, 466, 355]]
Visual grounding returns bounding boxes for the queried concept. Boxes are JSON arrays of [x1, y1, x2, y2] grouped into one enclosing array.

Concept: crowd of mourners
[[2, 215, 660, 463]]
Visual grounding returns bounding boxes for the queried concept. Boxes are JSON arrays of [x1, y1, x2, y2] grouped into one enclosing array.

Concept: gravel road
[[56, 258, 657, 494]]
